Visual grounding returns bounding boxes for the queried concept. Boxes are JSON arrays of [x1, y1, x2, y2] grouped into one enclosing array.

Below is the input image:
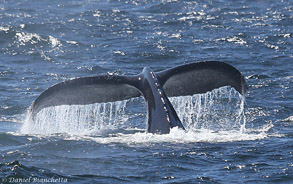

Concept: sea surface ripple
[[0, 0, 292, 183]]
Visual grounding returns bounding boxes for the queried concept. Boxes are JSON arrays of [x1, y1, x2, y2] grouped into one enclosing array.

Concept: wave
[[0, 26, 75, 62], [0, 160, 69, 182]]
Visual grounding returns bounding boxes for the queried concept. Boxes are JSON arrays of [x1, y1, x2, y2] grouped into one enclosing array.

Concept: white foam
[[283, 115, 293, 122], [49, 35, 62, 48], [63, 127, 270, 145], [0, 26, 9, 32], [15, 32, 42, 45]]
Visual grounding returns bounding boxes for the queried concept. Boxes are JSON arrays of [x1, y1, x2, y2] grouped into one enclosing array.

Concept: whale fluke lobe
[[30, 75, 143, 117], [157, 61, 247, 97], [30, 61, 247, 134]]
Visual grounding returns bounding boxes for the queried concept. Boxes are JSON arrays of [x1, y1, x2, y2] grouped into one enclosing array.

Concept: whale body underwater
[[29, 61, 247, 134]]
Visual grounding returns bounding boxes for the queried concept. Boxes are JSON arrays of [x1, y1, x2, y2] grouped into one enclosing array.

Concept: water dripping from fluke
[[21, 86, 247, 138], [170, 86, 246, 133], [20, 100, 131, 135]]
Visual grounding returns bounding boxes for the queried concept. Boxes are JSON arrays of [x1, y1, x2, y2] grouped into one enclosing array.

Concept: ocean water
[[0, 0, 292, 183]]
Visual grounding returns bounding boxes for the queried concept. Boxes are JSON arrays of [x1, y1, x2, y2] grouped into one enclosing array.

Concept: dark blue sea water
[[0, 0, 292, 183]]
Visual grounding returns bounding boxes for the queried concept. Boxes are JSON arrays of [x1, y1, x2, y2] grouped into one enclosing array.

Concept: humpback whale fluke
[[30, 61, 247, 134]]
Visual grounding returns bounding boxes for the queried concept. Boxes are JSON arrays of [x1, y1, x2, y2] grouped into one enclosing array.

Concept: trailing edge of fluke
[[29, 61, 247, 134]]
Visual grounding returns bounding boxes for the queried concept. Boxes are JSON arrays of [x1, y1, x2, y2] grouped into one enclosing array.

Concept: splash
[[21, 100, 130, 135], [170, 86, 246, 132], [21, 87, 247, 139], [64, 127, 269, 145]]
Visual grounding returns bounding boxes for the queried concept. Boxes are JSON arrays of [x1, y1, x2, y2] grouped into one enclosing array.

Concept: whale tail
[[30, 61, 247, 134]]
